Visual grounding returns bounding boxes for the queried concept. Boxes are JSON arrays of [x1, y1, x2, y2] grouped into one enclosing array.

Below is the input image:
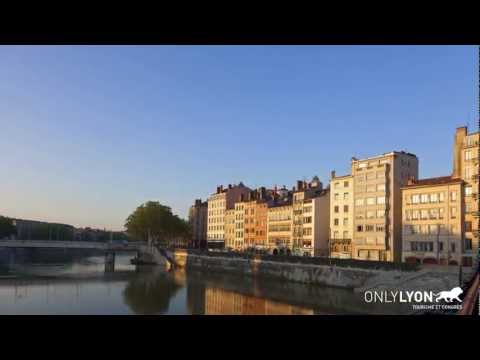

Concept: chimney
[[228, 184, 232, 189], [260, 187, 266, 200], [216, 186, 221, 194], [452, 126, 467, 179], [219, 185, 224, 192], [195, 199, 201, 206], [297, 180, 303, 191], [331, 170, 336, 179], [407, 177, 415, 185]]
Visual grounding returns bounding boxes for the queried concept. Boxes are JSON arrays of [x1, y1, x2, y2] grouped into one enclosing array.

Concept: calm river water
[[0, 254, 411, 315]]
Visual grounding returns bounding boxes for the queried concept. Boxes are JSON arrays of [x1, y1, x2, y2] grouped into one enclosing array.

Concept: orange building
[[254, 202, 268, 248]]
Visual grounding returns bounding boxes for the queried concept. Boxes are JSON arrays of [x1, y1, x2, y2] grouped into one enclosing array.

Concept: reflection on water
[[0, 254, 412, 315]]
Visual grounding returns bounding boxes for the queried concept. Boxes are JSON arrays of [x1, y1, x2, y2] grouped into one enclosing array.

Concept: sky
[[0, 45, 478, 231]]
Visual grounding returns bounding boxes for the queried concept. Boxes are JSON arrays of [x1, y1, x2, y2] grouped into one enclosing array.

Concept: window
[[377, 209, 385, 218], [358, 163, 367, 169], [366, 172, 375, 180], [303, 216, 312, 224], [450, 191, 457, 202], [465, 150, 472, 160], [377, 196, 386, 205], [366, 184, 376, 192], [420, 209, 428, 220], [334, 193, 339, 200], [334, 182, 340, 189], [430, 193, 438, 203], [464, 238, 473, 251], [377, 184, 386, 192], [344, 193, 349, 200], [451, 207, 457, 219], [420, 194, 429, 203], [333, 231, 339, 239], [465, 221, 472, 232], [334, 218, 339, 226], [365, 225, 374, 232], [357, 225, 363, 232], [451, 243, 456, 253], [303, 228, 312, 236], [439, 242, 443, 251], [355, 198, 364, 206], [412, 210, 419, 220], [465, 186, 472, 196], [412, 194, 420, 204], [428, 224, 438, 234], [439, 208, 444, 219], [367, 210, 375, 219], [356, 212, 365, 220], [344, 181, 349, 187], [405, 210, 411, 220], [429, 208, 438, 219], [334, 206, 339, 213], [376, 224, 384, 232], [344, 205, 349, 212], [343, 231, 349, 239], [366, 197, 376, 205]]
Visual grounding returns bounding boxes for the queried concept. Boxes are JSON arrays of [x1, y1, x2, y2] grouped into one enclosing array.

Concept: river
[[0, 254, 413, 315]]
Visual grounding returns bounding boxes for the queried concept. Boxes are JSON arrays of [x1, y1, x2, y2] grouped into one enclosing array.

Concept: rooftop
[[402, 175, 463, 188]]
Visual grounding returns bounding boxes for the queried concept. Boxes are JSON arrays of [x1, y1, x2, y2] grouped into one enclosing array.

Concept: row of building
[[189, 126, 479, 267]]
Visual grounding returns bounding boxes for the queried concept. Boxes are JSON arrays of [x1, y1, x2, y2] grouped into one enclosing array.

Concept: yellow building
[[207, 183, 250, 247], [329, 173, 354, 258], [291, 178, 330, 257], [267, 201, 293, 254], [224, 209, 235, 250], [234, 200, 246, 249], [452, 127, 479, 268], [401, 176, 466, 266], [352, 151, 419, 262]]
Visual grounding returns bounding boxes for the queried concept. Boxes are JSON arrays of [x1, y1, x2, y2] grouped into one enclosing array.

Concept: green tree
[[0, 216, 16, 239], [124, 201, 190, 245]]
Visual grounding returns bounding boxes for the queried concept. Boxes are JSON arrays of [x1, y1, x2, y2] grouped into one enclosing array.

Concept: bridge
[[0, 240, 177, 272], [0, 239, 142, 251], [0, 240, 146, 272]]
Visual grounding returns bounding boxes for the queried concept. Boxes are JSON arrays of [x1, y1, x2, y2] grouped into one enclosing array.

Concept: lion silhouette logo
[[434, 287, 463, 302]]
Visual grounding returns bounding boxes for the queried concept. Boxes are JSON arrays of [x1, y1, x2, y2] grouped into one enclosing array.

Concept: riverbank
[[166, 249, 475, 293]]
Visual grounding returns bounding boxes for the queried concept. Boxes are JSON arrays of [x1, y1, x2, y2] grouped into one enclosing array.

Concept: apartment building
[[452, 127, 479, 268], [224, 209, 235, 249], [329, 173, 354, 258], [291, 177, 330, 257], [207, 183, 251, 248], [188, 199, 208, 248], [401, 176, 466, 265], [352, 151, 419, 262], [234, 199, 246, 249], [267, 198, 293, 254]]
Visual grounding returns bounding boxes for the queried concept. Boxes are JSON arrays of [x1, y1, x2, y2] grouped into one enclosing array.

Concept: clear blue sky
[[1, 46, 477, 231]]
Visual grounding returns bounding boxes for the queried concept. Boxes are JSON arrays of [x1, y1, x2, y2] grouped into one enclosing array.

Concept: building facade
[[207, 183, 251, 248], [352, 151, 419, 262], [224, 209, 235, 250], [329, 173, 354, 258], [188, 199, 208, 248], [452, 127, 479, 268], [267, 202, 293, 254], [401, 176, 465, 266]]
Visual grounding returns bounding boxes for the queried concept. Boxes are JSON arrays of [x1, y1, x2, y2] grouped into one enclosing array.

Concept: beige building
[[352, 151, 419, 262], [207, 183, 251, 247], [401, 176, 466, 265], [291, 177, 330, 257], [267, 200, 293, 254], [452, 127, 479, 267], [234, 199, 246, 249], [329, 173, 354, 258], [224, 209, 235, 250]]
